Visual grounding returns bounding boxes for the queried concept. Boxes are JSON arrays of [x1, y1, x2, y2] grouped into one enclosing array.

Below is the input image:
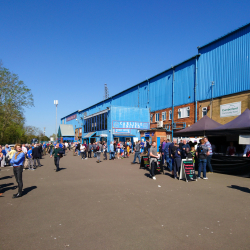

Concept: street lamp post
[[54, 100, 58, 141]]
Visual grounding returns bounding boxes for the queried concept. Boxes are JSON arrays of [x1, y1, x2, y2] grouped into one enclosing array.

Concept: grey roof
[[59, 124, 74, 136]]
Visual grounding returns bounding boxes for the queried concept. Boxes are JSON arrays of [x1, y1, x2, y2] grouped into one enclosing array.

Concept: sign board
[[66, 114, 77, 122], [112, 121, 150, 130], [239, 135, 250, 145], [179, 159, 197, 182], [114, 129, 131, 133], [220, 101, 241, 117], [50, 137, 54, 141], [151, 132, 154, 136], [144, 133, 150, 137], [63, 137, 74, 141], [133, 137, 138, 142]]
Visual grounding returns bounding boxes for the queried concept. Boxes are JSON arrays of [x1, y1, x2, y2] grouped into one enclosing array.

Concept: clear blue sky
[[1, 0, 250, 137]]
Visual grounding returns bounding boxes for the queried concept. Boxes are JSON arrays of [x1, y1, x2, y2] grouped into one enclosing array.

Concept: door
[[157, 137, 161, 152]]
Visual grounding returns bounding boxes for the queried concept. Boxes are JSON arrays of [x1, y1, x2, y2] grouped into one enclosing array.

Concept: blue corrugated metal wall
[[62, 23, 250, 124], [149, 71, 172, 111], [174, 59, 195, 106], [198, 24, 250, 101]]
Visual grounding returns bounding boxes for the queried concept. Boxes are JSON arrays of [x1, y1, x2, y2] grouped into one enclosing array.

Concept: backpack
[[96, 146, 100, 151]]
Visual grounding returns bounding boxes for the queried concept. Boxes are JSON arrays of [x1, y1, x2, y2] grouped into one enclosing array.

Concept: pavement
[[0, 152, 250, 250]]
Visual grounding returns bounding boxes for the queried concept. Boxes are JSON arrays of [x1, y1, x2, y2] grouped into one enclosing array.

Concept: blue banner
[[63, 137, 74, 141], [112, 121, 149, 130]]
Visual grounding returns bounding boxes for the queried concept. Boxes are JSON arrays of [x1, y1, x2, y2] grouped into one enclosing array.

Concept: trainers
[[152, 176, 156, 180], [174, 177, 177, 179], [197, 177, 201, 179], [203, 177, 208, 180]]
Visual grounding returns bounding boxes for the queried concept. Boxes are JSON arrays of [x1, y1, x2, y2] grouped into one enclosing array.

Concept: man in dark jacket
[[32, 144, 41, 168], [39, 144, 43, 159], [51, 143, 62, 172]]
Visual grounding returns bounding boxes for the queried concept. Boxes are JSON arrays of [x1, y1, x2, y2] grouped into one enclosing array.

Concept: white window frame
[[178, 107, 190, 119], [162, 111, 166, 121], [169, 110, 172, 120], [202, 107, 207, 117], [155, 113, 159, 122]]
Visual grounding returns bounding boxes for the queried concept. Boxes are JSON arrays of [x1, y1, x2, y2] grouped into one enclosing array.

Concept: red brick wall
[[150, 102, 199, 130]]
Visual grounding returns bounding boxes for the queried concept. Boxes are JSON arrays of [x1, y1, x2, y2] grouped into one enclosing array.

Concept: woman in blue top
[[10, 144, 25, 198]]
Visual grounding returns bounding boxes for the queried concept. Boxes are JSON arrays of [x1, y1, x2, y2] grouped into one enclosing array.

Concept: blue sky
[[1, 0, 250, 137]]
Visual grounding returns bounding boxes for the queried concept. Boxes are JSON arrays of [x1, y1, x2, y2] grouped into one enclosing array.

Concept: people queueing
[[10, 144, 25, 198], [196, 139, 209, 180], [132, 140, 141, 164], [180, 139, 191, 159], [149, 141, 160, 180]]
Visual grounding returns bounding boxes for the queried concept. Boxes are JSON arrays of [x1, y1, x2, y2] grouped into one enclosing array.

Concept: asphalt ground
[[0, 152, 250, 250]]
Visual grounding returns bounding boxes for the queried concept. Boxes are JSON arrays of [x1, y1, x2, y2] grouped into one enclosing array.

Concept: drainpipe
[[147, 79, 149, 106], [195, 56, 198, 123], [172, 67, 175, 140], [138, 85, 139, 107]]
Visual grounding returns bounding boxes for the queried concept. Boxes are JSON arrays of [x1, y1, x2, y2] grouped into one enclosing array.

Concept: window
[[202, 107, 207, 117], [169, 110, 172, 120], [155, 113, 159, 122], [162, 112, 166, 121], [150, 114, 153, 123], [178, 107, 190, 119]]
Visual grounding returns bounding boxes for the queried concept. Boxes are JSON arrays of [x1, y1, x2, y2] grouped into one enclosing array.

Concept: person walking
[[1, 147, 6, 167], [88, 143, 92, 158], [32, 144, 41, 168], [204, 137, 213, 173], [103, 142, 107, 160], [172, 140, 181, 179], [132, 141, 141, 164], [80, 144, 86, 160], [27, 147, 35, 170], [109, 141, 115, 160], [196, 138, 209, 180], [96, 141, 102, 163], [149, 141, 159, 180], [10, 144, 25, 198], [51, 143, 62, 172]]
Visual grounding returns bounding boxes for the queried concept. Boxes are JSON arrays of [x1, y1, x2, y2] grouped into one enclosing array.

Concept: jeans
[[80, 152, 84, 159], [103, 151, 107, 160], [150, 159, 157, 177], [28, 158, 33, 169], [133, 152, 141, 163], [1, 155, 5, 167], [94, 152, 97, 158], [206, 155, 213, 172], [33, 158, 41, 168], [162, 154, 172, 171], [198, 158, 207, 178], [88, 151, 92, 158], [173, 158, 181, 178], [83, 151, 87, 158], [54, 157, 60, 170], [109, 152, 115, 159], [78, 150, 80, 156], [97, 152, 101, 161], [13, 166, 23, 194]]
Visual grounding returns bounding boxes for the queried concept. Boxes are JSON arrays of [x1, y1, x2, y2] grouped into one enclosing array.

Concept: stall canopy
[[174, 116, 222, 137], [84, 132, 96, 138], [208, 109, 250, 136]]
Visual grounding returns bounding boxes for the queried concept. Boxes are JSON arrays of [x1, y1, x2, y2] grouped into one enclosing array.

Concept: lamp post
[[54, 100, 58, 141]]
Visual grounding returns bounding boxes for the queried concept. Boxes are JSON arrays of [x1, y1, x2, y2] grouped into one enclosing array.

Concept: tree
[[0, 62, 34, 144]]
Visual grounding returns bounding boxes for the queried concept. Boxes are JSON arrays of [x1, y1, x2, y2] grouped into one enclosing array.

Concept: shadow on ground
[[228, 185, 250, 194]]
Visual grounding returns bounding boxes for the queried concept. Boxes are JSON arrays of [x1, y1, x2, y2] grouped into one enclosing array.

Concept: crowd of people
[[1, 137, 250, 198]]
